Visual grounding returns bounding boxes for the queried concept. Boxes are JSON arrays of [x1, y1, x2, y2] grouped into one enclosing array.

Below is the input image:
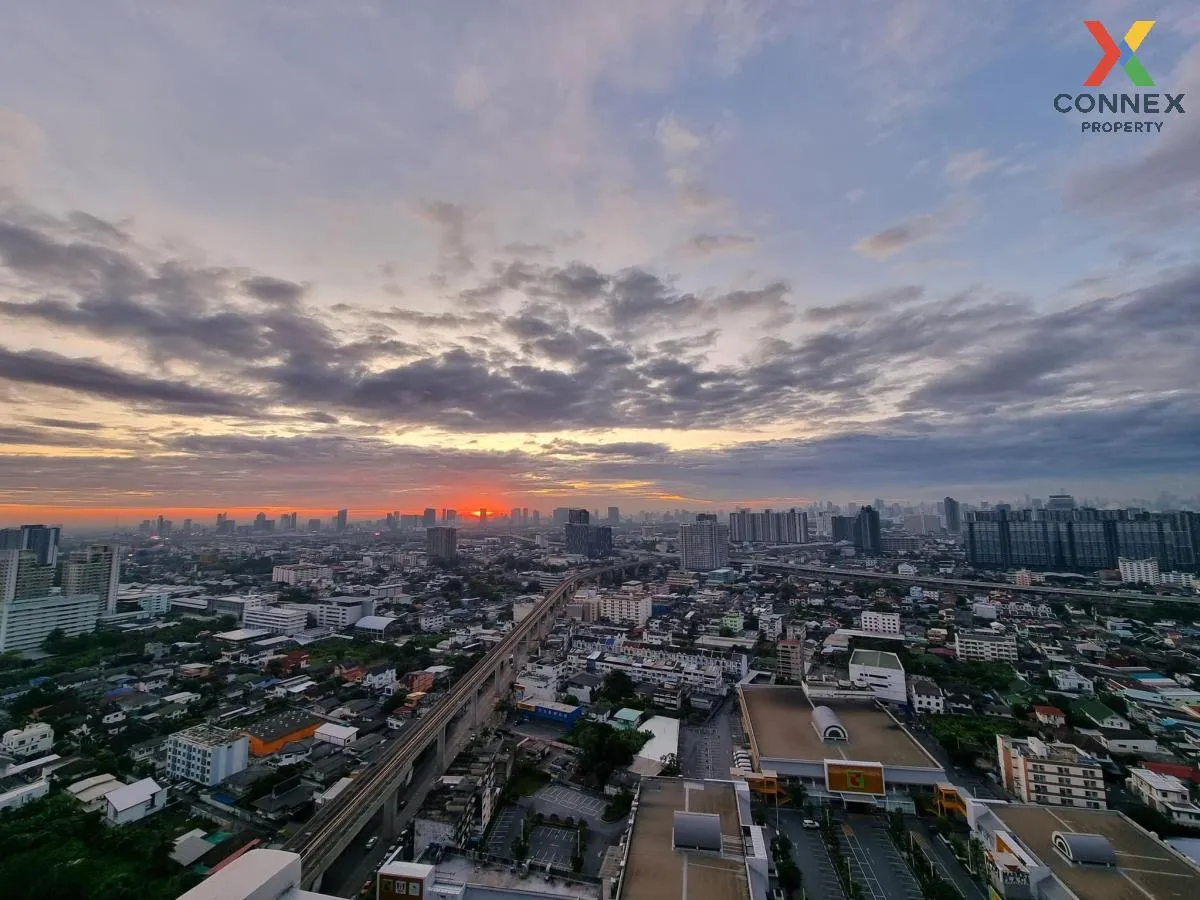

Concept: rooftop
[[739, 686, 937, 769], [621, 779, 751, 900], [849, 649, 903, 670], [991, 804, 1200, 900], [244, 710, 320, 743]]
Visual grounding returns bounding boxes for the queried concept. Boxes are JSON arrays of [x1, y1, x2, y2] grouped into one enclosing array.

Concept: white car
[[802, 819, 820, 830], [365, 836, 379, 850]]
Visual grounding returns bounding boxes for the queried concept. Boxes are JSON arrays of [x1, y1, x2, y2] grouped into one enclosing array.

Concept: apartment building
[[599, 593, 652, 626], [166, 724, 249, 786], [955, 629, 1018, 662], [0, 591, 100, 653], [1126, 767, 1200, 826], [581, 650, 724, 694], [776, 639, 805, 682], [997, 735, 1106, 809], [270, 563, 332, 584], [62, 543, 122, 613], [315, 596, 372, 629], [860, 610, 901, 634]]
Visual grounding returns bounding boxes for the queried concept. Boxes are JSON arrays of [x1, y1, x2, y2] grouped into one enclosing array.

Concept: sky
[[0, 0, 1198, 527]]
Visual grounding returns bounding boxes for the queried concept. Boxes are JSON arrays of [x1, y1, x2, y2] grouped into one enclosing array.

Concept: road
[[909, 821, 987, 900], [286, 560, 648, 889], [907, 723, 1008, 802], [323, 755, 441, 898]]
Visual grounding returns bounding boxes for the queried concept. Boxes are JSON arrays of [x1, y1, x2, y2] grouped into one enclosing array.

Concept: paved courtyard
[[679, 698, 736, 779], [534, 784, 607, 819], [528, 824, 576, 868]]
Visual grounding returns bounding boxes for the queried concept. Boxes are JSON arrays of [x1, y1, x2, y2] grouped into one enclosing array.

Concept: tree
[[659, 753, 680, 777], [601, 670, 636, 704], [718, 626, 735, 638], [382, 689, 410, 714]]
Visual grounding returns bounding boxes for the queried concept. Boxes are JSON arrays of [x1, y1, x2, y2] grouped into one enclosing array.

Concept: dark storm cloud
[[26, 417, 104, 430], [0, 424, 109, 447], [0, 346, 254, 416], [240, 275, 307, 304]]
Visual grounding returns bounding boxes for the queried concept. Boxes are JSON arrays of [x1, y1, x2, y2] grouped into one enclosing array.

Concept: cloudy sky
[[1, 0, 1198, 526]]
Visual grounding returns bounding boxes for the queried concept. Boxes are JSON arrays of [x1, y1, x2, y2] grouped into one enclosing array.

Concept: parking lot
[[840, 816, 923, 900], [777, 811, 846, 900], [486, 806, 524, 857], [534, 785, 607, 819], [529, 824, 576, 867], [679, 698, 736, 779]]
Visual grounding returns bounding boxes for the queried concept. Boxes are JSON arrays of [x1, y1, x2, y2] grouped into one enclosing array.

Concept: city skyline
[[1, 4, 1199, 520]]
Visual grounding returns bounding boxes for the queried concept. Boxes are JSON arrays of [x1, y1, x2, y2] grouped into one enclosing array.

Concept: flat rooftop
[[994, 804, 1200, 900], [849, 649, 902, 670], [740, 686, 937, 769], [621, 779, 749, 900]]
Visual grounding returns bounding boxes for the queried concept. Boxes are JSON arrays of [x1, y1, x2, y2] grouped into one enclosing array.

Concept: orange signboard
[[825, 762, 885, 795]]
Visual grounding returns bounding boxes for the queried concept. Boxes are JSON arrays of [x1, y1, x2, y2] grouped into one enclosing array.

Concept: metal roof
[[672, 811, 722, 852]]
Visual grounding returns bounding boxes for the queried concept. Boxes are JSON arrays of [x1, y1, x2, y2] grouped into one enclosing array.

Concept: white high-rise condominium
[[679, 515, 729, 571]]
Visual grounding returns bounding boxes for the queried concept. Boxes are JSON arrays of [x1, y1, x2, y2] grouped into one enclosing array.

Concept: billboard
[[824, 760, 885, 795]]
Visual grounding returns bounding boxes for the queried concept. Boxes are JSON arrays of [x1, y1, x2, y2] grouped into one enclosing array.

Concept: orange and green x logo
[[1084, 20, 1155, 87]]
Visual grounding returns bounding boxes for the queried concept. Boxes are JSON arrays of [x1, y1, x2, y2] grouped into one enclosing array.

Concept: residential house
[[1075, 700, 1130, 731], [363, 664, 398, 695], [105, 778, 168, 826], [909, 678, 945, 715], [1127, 767, 1200, 826], [1033, 706, 1067, 727]]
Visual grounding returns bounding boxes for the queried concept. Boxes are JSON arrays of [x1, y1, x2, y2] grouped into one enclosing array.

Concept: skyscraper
[[679, 514, 729, 571], [565, 523, 613, 558], [0, 525, 61, 567], [335, 509, 348, 531], [63, 544, 122, 614], [443, 509, 458, 523], [567, 508, 590, 524], [944, 497, 961, 534], [607, 506, 620, 525], [426, 526, 458, 560], [854, 506, 881, 555], [423, 508, 437, 527], [510, 507, 521, 525]]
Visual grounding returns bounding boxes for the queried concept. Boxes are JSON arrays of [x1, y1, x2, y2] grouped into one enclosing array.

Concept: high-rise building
[[531, 510, 540, 524], [307, 518, 322, 532], [997, 735, 1105, 809], [521, 508, 529, 525], [478, 509, 488, 527], [552, 507, 570, 525], [943, 497, 961, 534], [567, 508, 590, 524], [427, 526, 458, 560], [831, 515, 856, 543], [678, 515, 729, 571], [0, 550, 54, 602], [565, 523, 612, 558], [335, 509, 348, 531], [854, 506, 881, 555], [443, 509, 457, 524], [182, 518, 193, 533], [0, 525, 60, 567], [422, 508, 437, 527], [1046, 494, 1077, 511], [510, 507, 521, 525], [63, 544, 122, 614], [607, 506, 620, 525]]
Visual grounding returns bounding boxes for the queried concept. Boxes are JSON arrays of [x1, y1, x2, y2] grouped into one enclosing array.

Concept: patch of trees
[[0, 794, 201, 900]]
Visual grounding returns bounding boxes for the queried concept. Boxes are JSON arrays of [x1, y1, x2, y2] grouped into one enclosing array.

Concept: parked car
[[365, 836, 378, 850], [802, 819, 820, 830]]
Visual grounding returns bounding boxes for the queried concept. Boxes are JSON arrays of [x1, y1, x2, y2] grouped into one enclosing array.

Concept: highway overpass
[[285, 557, 650, 890], [739, 559, 1191, 605]]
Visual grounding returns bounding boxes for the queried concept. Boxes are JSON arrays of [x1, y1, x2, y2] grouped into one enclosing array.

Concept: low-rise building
[[1127, 767, 1200, 827], [244, 711, 321, 757], [955, 629, 1018, 662], [997, 735, 1106, 809], [105, 777, 168, 826], [848, 648, 907, 704], [2, 722, 53, 758], [1033, 706, 1066, 727], [909, 678, 945, 714], [271, 563, 332, 585], [860, 610, 901, 634], [242, 605, 308, 636], [314, 723, 359, 748], [166, 724, 249, 786]]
